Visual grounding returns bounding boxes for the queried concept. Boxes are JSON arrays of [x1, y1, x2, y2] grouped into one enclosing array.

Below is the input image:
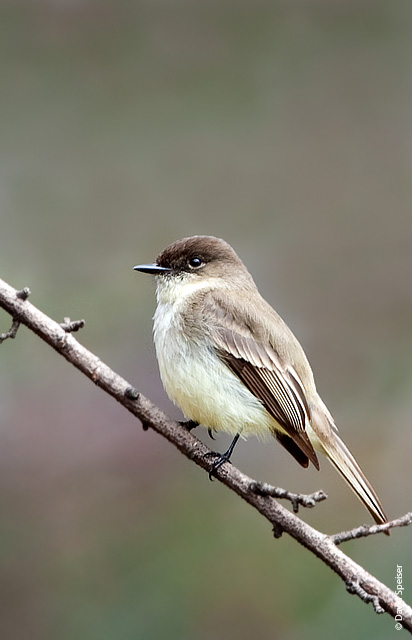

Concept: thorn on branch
[[346, 579, 385, 614], [250, 481, 328, 513], [0, 318, 21, 344], [16, 287, 31, 300], [60, 317, 85, 333], [330, 512, 412, 545]]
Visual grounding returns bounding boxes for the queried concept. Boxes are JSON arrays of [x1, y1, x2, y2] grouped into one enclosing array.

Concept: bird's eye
[[188, 256, 203, 269]]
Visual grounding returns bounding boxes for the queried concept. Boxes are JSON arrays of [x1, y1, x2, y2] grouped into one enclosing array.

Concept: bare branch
[[251, 481, 328, 513], [0, 276, 411, 633], [331, 513, 412, 545]]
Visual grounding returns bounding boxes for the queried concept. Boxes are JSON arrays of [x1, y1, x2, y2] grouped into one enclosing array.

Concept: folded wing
[[204, 293, 319, 469]]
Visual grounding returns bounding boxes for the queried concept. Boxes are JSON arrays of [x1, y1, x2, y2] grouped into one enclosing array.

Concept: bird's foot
[[205, 433, 240, 480]]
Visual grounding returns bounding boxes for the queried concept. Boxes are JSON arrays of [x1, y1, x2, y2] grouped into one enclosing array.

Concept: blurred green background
[[1, 1, 411, 638]]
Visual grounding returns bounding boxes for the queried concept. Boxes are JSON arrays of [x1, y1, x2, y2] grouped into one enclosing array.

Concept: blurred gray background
[[0, 1, 411, 639]]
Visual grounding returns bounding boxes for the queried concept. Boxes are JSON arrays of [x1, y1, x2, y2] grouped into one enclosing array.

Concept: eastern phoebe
[[134, 235, 387, 526]]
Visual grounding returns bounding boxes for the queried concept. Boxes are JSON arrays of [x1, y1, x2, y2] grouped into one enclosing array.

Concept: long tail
[[322, 432, 388, 527]]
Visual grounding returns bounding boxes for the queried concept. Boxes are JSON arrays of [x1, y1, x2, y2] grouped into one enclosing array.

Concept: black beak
[[133, 263, 172, 275]]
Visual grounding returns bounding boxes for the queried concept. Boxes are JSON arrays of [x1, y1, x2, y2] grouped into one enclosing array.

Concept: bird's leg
[[207, 433, 240, 480], [179, 420, 199, 431]]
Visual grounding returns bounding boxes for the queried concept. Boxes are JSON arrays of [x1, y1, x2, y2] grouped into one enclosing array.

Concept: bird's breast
[[153, 301, 272, 438]]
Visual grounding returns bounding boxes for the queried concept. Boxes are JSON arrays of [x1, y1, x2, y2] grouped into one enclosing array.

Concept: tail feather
[[322, 433, 388, 528]]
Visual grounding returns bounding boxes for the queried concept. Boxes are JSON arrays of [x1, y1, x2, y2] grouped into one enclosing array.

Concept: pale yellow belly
[[155, 329, 275, 439]]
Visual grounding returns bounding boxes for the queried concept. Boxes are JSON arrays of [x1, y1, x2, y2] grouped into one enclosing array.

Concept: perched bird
[[134, 235, 388, 526]]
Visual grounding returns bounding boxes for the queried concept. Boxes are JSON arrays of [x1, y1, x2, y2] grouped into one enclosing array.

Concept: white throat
[[155, 274, 217, 306]]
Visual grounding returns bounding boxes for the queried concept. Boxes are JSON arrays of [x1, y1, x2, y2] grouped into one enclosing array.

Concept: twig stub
[[125, 386, 140, 400], [16, 287, 31, 300], [0, 318, 21, 344], [60, 318, 85, 333], [251, 481, 328, 513], [331, 513, 412, 545]]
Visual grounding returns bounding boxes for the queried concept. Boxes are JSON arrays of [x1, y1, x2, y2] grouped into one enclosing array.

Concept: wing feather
[[204, 294, 319, 469]]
